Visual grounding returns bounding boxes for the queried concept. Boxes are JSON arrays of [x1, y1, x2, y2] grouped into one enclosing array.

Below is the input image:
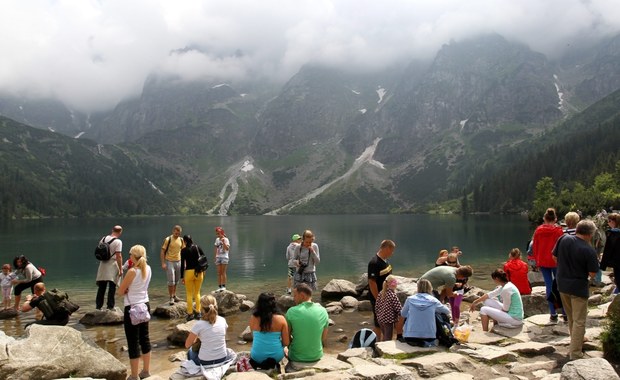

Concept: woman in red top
[[532, 208, 564, 321], [503, 248, 531, 295]]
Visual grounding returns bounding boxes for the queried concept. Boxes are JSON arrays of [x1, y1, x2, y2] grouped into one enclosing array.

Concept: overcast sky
[[1, 0, 619, 113]]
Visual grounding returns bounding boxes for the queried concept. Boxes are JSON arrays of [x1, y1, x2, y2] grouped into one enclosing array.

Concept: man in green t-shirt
[[286, 283, 329, 363]]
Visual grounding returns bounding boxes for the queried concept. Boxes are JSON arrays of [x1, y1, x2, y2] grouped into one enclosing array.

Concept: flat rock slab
[[526, 314, 558, 326], [505, 342, 556, 357], [287, 354, 352, 372], [401, 352, 476, 378], [560, 358, 620, 380], [454, 343, 518, 364], [348, 363, 404, 379], [291, 370, 358, 380], [225, 372, 273, 380], [337, 347, 374, 361], [467, 329, 507, 345], [507, 360, 557, 374], [375, 340, 443, 358], [433, 373, 475, 380]]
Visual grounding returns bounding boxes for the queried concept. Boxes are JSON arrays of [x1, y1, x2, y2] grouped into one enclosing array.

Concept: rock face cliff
[[2, 33, 620, 216]]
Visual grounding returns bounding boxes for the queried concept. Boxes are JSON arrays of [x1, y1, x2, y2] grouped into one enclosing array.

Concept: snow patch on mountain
[[74, 132, 85, 138], [208, 158, 255, 216], [376, 87, 386, 103], [351, 89, 361, 95], [266, 138, 385, 215], [212, 83, 230, 89], [359, 109, 367, 114], [460, 119, 468, 130]]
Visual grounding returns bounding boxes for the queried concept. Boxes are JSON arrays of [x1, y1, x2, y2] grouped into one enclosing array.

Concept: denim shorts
[[215, 256, 229, 265]]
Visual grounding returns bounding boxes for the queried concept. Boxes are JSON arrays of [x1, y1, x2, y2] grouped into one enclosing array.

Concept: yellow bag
[[454, 323, 472, 342]]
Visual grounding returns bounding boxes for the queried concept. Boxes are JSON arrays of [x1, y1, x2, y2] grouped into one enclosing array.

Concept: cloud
[[0, 0, 619, 112]]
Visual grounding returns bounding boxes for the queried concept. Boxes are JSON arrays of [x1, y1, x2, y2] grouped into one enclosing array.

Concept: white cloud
[[0, 0, 619, 112]]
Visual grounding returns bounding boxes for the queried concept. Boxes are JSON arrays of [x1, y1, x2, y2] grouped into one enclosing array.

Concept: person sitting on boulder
[[286, 283, 329, 363], [21, 283, 70, 326], [469, 269, 524, 331]]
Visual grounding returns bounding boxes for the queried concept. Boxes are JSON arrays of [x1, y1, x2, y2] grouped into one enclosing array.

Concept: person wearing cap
[[286, 234, 302, 295]]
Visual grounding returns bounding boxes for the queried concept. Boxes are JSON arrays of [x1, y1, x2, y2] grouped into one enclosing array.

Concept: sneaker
[[549, 314, 558, 322], [220, 286, 226, 292], [138, 370, 151, 379], [169, 297, 174, 305], [186, 314, 194, 322], [286, 288, 291, 295], [173, 295, 181, 302], [214, 288, 221, 293]]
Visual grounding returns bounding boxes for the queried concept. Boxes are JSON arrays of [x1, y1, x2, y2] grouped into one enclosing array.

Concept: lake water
[[0, 214, 532, 369]]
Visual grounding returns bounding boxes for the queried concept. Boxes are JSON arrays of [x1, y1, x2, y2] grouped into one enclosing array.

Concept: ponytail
[[200, 295, 218, 324]]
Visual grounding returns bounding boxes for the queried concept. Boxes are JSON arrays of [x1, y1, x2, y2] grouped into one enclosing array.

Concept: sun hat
[[291, 234, 302, 241]]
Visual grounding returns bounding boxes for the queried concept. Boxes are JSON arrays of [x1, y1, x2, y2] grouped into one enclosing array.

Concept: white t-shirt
[[123, 266, 151, 307], [191, 316, 228, 360], [214, 237, 230, 258]]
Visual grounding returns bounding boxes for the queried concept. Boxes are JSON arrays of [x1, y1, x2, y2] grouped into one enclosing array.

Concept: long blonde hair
[[380, 275, 397, 297], [200, 295, 218, 324], [129, 245, 148, 280]]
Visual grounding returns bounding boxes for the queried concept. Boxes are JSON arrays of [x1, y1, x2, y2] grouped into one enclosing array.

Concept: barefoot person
[[469, 269, 524, 331]]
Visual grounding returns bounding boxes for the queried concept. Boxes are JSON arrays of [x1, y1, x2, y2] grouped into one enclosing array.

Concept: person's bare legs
[[13, 295, 20, 311], [142, 352, 151, 376], [481, 314, 490, 332], [129, 357, 139, 378]]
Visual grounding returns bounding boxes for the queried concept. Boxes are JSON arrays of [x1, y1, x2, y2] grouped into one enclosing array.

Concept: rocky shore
[[1, 272, 618, 380]]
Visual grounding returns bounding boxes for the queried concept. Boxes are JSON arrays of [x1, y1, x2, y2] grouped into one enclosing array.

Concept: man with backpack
[[95, 225, 123, 310], [21, 283, 77, 326], [160, 225, 186, 305]]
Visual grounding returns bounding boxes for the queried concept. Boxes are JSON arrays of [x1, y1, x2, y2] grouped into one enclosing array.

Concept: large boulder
[[167, 320, 196, 345], [321, 279, 358, 300], [2, 325, 126, 380], [394, 276, 418, 304], [277, 295, 296, 312], [355, 273, 368, 294], [0, 308, 18, 320], [79, 309, 124, 325], [153, 302, 188, 319], [213, 290, 242, 316], [522, 292, 549, 317], [560, 358, 620, 380]]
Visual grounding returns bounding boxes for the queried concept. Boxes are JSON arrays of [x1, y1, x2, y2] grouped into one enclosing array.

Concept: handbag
[[128, 292, 150, 325]]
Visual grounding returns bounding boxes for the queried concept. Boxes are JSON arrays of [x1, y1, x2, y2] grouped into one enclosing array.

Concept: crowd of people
[[1, 209, 617, 378]]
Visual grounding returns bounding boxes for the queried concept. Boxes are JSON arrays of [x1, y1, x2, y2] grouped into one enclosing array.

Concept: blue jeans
[[540, 267, 558, 315]]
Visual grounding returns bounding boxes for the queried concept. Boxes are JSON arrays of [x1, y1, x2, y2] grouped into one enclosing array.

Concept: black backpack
[[94, 236, 116, 261], [193, 245, 209, 274], [38, 288, 80, 319], [435, 313, 459, 348]]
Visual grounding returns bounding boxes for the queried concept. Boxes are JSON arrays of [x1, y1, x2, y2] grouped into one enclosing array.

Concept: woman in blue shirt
[[249, 292, 290, 369]]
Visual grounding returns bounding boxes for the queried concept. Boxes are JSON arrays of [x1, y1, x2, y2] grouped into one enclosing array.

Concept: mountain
[[468, 87, 620, 213], [2, 33, 620, 217], [0, 116, 183, 219]]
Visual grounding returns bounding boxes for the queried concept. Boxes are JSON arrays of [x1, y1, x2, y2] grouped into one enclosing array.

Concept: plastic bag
[[454, 323, 472, 343], [129, 303, 151, 325]]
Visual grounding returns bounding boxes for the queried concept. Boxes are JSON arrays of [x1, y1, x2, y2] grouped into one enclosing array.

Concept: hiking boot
[[169, 297, 174, 305], [549, 314, 559, 322]]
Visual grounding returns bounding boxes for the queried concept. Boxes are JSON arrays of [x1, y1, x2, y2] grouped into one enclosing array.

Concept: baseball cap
[[291, 234, 302, 241]]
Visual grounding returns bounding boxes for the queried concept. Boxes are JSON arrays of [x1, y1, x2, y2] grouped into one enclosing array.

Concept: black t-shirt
[[553, 234, 599, 298], [180, 244, 204, 278], [367, 255, 392, 301]]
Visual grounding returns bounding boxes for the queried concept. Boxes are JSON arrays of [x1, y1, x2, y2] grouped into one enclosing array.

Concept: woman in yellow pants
[[181, 235, 205, 321]]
